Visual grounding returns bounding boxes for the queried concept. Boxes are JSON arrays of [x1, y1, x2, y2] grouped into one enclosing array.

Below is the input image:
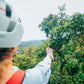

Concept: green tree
[[39, 4, 84, 84]]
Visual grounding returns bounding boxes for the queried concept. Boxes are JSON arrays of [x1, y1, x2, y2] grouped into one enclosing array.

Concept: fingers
[[46, 47, 53, 55], [46, 47, 54, 61]]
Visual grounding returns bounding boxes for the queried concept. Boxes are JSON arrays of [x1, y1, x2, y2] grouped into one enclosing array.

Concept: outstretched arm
[[23, 48, 54, 84]]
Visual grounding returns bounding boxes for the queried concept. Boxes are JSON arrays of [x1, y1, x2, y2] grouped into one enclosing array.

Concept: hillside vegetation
[[19, 40, 43, 48]]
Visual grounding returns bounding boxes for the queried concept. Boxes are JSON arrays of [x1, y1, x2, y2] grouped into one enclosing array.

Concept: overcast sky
[[6, 0, 84, 41]]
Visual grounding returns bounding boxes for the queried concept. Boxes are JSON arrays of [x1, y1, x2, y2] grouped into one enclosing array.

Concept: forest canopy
[[13, 4, 84, 84]]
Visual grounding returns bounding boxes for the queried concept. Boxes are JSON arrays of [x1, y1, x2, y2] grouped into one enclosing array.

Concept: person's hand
[[46, 47, 54, 61]]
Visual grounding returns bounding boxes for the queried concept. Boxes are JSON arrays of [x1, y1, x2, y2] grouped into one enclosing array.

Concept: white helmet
[[0, 0, 24, 48]]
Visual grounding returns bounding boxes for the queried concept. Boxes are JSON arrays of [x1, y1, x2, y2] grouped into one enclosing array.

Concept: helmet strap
[[0, 52, 16, 56]]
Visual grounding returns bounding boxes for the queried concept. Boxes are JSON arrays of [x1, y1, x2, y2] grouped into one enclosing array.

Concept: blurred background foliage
[[13, 4, 84, 84]]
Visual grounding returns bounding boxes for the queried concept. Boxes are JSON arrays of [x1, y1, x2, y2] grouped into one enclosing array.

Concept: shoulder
[[12, 66, 20, 71], [22, 68, 43, 84]]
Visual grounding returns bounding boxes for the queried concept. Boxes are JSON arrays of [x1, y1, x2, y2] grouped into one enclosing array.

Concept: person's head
[[0, 0, 24, 63]]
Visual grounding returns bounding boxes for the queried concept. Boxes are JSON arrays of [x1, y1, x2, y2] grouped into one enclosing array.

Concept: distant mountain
[[19, 40, 44, 47]]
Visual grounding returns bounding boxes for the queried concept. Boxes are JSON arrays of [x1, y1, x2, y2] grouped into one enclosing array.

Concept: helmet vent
[[6, 4, 12, 18], [7, 21, 16, 32]]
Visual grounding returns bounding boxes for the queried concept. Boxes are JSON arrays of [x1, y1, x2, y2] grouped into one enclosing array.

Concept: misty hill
[[19, 40, 44, 48]]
